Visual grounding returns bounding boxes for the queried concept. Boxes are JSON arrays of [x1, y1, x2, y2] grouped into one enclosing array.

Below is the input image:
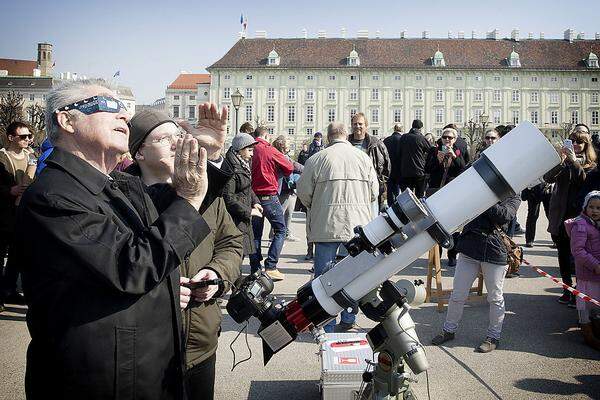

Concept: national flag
[[52, 61, 56, 67], [113, 70, 120, 78], [240, 13, 243, 24]]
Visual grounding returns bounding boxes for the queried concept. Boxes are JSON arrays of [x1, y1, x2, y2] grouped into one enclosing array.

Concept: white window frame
[[267, 87, 275, 100], [287, 88, 296, 101], [328, 108, 336, 122], [435, 89, 444, 102], [415, 89, 423, 101], [288, 105, 295, 123], [455, 89, 463, 102], [371, 108, 379, 124], [267, 105, 275, 123], [371, 88, 379, 101], [394, 89, 402, 101]]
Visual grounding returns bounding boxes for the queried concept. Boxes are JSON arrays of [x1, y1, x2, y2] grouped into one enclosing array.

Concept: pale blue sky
[[1, 0, 599, 103]]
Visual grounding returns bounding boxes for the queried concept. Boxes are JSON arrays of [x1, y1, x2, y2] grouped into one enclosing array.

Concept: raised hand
[[172, 134, 208, 211], [178, 102, 228, 160]]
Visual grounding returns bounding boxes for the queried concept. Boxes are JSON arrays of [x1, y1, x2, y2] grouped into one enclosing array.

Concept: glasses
[[15, 134, 33, 140], [441, 135, 455, 140], [485, 136, 498, 140], [569, 138, 586, 145], [145, 133, 184, 147], [54, 95, 127, 115]]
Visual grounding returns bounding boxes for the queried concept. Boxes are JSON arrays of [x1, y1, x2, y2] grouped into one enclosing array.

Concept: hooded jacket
[[564, 215, 600, 282]]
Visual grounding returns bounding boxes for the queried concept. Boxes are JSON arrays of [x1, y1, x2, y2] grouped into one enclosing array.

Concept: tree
[[0, 91, 25, 147], [26, 103, 47, 145]]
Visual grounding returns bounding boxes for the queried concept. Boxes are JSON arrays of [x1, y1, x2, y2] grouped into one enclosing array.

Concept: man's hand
[[190, 269, 220, 302], [178, 103, 228, 160], [254, 203, 263, 213], [9, 185, 27, 197], [251, 203, 263, 217], [173, 135, 208, 211], [180, 276, 192, 310]]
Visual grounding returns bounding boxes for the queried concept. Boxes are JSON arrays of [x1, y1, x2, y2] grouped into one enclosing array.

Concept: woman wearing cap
[[223, 133, 263, 260]]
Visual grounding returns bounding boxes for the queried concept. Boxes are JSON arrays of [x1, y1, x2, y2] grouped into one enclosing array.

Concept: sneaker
[[4, 292, 26, 305], [550, 243, 557, 249], [336, 321, 358, 332], [286, 235, 300, 242], [558, 292, 571, 304], [476, 337, 499, 353], [308, 267, 314, 273], [265, 269, 285, 281], [0, 303, 4, 313], [431, 330, 455, 345], [568, 294, 577, 309], [304, 253, 313, 260], [514, 227, 526, 236], [525, 242, 533, 248], [447, 258, 457, 267]]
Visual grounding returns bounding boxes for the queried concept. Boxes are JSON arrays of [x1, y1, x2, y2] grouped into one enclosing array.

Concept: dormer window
[[433, 48, 446, 67], [268, 49, 280, 66], [347, 45, 360, 66], [509, 47, 521, 67], [587, 52, 599, 68]]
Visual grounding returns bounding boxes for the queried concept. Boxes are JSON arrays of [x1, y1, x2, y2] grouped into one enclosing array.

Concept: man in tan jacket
[[297, 122, 377, 333]]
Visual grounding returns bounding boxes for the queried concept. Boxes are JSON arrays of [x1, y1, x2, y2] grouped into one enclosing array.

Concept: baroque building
[[165, 73, 210, 122], [207, 29, 600, 150]]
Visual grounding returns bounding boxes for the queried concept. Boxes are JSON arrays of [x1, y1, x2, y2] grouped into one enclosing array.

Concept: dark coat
[[454, 136, 471, 165], [544, 160, 594, 236], [297, 150, 310, 165], [0, 161, 17, 234], [577, 165, 600, 210], [397, 129, 432, 178], [455, 194, 521, 265], [223, 148, 260, 256], [424, 142, 466, 189], [16, 148, 209, 400], [307, 140, 324, 158], [348, 133, 391, 202], [383, 131, 403, 184]]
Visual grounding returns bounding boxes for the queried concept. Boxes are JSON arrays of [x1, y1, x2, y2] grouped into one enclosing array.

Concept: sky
[[1, 0, 599, 104]]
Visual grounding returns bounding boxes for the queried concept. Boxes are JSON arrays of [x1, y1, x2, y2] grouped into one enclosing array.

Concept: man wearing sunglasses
[[14, 79, 218, 400], [0, 121, 36, 309]]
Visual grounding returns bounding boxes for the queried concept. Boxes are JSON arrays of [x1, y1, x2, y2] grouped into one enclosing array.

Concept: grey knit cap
[[231, 133, 257, 151], [128, 109, 176, 156], [583, 190, 600, 210]]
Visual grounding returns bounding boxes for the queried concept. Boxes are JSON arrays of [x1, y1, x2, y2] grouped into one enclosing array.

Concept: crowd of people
[[0, 77, 599, 399]]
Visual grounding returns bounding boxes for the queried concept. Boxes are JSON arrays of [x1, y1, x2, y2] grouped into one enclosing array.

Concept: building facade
[[165, 73, 210, 122], [208, 30, 600, 150]]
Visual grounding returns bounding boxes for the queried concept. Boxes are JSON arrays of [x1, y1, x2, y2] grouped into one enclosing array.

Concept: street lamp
[[231, 89, 244, 134]]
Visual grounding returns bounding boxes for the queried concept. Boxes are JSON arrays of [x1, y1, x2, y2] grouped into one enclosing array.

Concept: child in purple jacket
[[564, 190, 600, 351]]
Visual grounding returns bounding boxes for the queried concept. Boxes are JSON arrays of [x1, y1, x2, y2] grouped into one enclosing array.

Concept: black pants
[[185, 353, 216, 400], [525, 195, 550, 244], [399, 176, 427, 198], [0, 233, 18, 298], [551, 224, 574, 289]]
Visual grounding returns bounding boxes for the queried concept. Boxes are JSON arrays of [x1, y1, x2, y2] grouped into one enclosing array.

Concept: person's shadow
[[514, 375, 600, 399]]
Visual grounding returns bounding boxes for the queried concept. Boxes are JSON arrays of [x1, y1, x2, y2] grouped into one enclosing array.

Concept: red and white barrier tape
[[522, 259, 600, 307]]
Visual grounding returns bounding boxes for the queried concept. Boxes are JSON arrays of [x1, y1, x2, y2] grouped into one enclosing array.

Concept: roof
[[116, 86, 135, 99], [167, 73, 211, 90], [0, 58, 37, 76], [208, 38, 600, 70], [0, 76, 53, 89]]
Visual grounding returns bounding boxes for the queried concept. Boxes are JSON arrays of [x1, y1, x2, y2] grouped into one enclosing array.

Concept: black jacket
[[397, 129, 432, 178], [223, 148, 260, 256], [424, 141, 466, 189], [0, 161, 17, 234], [577, 165, 600, 210], [383, 131, 403, 184], [348, 133, 391, 201], [16, 148, 209, 400], [454, 194, 521, 265], [307, 140, 324, 158]]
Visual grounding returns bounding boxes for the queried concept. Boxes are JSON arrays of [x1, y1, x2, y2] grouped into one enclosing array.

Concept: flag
[[52, 61, 56, 67], [240, 13, 243, 24], [113, 70, 120, 78], [240, 13, 247, 31]]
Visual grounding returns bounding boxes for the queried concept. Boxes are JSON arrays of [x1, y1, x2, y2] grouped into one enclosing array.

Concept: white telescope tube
[[312, 122, 560, 316]]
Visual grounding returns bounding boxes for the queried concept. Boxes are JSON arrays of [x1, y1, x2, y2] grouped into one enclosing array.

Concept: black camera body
[[226, 271, 275, 324]]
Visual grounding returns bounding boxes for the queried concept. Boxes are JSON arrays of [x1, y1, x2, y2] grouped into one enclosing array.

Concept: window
[[474, 76, 482, 81], [473, 109, 483, 122], [174, 95, 180, 100], [372, 75, 379, 81], [414, 108, 423, 121], [188, 106, 195, 119], [494, 76, 501, 81], [246, 75, 252, 80], [393, 109, 402, 123], [350, 108, 357, 119], [493, 109, 501, 124], [415, 75, 422, 81], [550, 77, 558, 82], [415, 89, 423, 101], [592, 110, 599, 125], [592, 92, 599, 103], [531, 91, 539, 103], [307, 75, 314, 81], [245, 105, 252, 122], [350, 75, 357, 80], [349, 89, 358, 101], [173, 105, 179, 118], [371, 108, 379, 123], [454, 109, 463, 124], [455, 89, 463, 102], [306, 89, 314, 101], [224, 74, 231, 80], [29, 94, 35, 101], [512, 90, 520, 102], [435, 108, 444, 123], [329, 75, 336, 81], [288, 128, 295, 135], [493, 90, 502, 102], [571, 110, 579, 124], [223, 88, 230, 99], [288, 106, 295, 123], [189, 95, 195, 100], [268, 75, 275, 80], [435, 89, 444, 101], [549, 92, 559, 103], [226, 105, 230, 121], [394, 75, 401, 81], [328, 108, 336, 122], [328, 89, 336, 101], [306, 105, 314, 123], [371, 129, 379, 136], [456, 76, 463, 81], [571, 77, 578, 82], [288, 75, 296, 80], [287, 88, 296, 101], [307, 128, 313, 136], [42, 95, 46, 100], [530, 110, 539, 124], [267, 105, 275, 123], [267, 87, 275, 100], [245, 88, 253, 99], [571, 92, 579, 103], [593, 77, 598, 82], [371, 88, 379, 101], [531, 76, 538, 82], [474, 91, 483, 102], [512, 76, 519, 82], [436, 76, 443, 81], [551, 110, 559, 124], [267, 128, 274, 135], [512, 110, 520, 124], [394, 89, 402, 101]]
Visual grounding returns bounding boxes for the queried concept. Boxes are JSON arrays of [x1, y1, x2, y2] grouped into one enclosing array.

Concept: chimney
[[0, 70, 8, 77], [239, 31, 246, 39], [400, 30, 406, 39], [511, 28, 519, 41], [255, 30, 267, 38], [357, 29, 369, 39], [596, 32, 600, 40], [448, 30, 453, 39], [577, 32, 585, 40], [564, 28, 575, 42], [302, 28, 307, 39], [458, 31, 465, 39], [528, 32, 533, 39], [33, 69, 41, 77], [487, 28, 499, 40], [472, 30, 477, 39], [317, 30, 326, 38], [375, 30, 381, 38], [422, 30, 429, 39], [540, 32, 545, 39], [341, 27, 346, 38]]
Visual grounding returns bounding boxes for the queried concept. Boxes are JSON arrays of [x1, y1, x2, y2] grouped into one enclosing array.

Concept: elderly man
[[127, 109, 243, 400], [15, 79, 221, 400], [297, 122, 377, 332]]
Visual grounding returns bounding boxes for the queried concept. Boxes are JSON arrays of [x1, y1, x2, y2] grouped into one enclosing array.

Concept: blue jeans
[[314, 242, 356, 333], [250, 195, 286, 273]]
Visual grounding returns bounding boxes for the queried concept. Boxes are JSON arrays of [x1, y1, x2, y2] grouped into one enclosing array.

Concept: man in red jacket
[[250, 126, 293, 281]]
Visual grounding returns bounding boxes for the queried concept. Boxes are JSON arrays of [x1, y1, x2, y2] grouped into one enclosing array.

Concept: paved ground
[[1, 204, 599, 400]]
